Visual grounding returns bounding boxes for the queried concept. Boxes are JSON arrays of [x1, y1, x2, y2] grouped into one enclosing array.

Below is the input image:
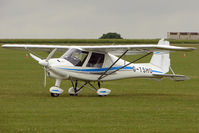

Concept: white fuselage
[[46, 50, 163, 81]]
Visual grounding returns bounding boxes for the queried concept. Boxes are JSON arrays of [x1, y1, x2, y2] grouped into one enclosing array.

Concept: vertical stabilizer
[[150, 39, 170, 73]]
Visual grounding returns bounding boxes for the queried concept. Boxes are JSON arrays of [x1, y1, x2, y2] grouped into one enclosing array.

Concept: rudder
[[150, 39, 170, 73]]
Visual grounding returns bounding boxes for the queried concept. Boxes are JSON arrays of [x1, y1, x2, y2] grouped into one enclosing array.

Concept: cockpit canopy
[[62, 48, 88, 66], [62, 48, 105, 67]]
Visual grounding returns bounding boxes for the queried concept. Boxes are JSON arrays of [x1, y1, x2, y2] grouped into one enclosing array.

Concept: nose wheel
[[49, 79, 63, 97]]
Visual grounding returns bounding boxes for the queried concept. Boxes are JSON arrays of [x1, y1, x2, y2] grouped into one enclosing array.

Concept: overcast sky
[[0, 0, 199, 39]]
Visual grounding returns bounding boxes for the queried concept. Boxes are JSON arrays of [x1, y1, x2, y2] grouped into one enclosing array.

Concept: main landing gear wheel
[[69, 94, 78, 96], [68, 87, 82, 96], [97, 88, 111, 97], [51, 93, 60, 97]]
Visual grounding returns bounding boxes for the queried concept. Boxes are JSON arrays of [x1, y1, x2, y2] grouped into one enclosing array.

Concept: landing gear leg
[[69, 80, 78, 96], [98, 81, 101, 88], [68, 80, 86, 96]]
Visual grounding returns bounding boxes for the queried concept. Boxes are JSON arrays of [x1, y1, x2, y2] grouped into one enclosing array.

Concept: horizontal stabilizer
[[153, 74, 190, 81]]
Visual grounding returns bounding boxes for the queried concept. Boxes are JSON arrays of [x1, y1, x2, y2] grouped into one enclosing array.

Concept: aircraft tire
[[98, 95, 107, 97], [69, 94, 78, 96], [51, 93, 59, 97]]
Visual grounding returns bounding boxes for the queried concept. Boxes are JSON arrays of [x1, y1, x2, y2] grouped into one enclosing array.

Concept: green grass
[[0, 44, 199, 133]]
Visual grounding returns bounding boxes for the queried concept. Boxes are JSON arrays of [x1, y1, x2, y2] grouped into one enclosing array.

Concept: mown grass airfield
[[0, 39, 199, 133]]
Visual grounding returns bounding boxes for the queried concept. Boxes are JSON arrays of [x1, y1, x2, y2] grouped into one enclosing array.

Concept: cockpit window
[[62, 48, 88, 66], [86, 52, 104, 67]]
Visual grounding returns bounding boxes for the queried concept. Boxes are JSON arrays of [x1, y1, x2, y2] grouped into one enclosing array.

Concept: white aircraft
[[2, 39, 196, 97]]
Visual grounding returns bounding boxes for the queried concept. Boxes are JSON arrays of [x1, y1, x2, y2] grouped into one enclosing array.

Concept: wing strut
[[98, 49, 129, 80], [98, 52, 152, 80], [25, 48, 44, 59]]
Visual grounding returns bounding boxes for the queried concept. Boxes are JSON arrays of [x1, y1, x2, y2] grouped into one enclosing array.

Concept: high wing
[[2, 43, 196, 55], [2, 44, 75, 52], [78, 44, 196, 54]]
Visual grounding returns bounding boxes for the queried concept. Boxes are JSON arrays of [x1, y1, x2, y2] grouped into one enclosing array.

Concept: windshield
[[62, 48, 88, 66]]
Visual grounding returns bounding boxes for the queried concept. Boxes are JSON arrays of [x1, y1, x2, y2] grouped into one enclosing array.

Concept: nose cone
[[39, 60, 48, 66], [45, 59, 71, 79]]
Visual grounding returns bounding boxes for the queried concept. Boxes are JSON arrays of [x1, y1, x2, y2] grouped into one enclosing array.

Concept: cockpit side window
[[62, 48, 88, 66], [86, 52, 104, 67]]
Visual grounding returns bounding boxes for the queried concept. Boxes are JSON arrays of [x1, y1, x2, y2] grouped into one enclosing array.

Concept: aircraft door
[[86, 52, 105, 67]]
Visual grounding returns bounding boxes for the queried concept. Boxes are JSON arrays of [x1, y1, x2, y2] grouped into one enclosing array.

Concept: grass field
[[0, 43, 199, 133]]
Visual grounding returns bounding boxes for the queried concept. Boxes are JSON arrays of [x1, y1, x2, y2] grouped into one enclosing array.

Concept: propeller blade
[[46, 48, 57, 61], [30, 49, 56, 88], [30, 53, 42, 62], [44, 69, 47, 88]]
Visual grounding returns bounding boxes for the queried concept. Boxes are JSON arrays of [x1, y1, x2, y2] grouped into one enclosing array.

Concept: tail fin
[[150, 39, 170, 73]]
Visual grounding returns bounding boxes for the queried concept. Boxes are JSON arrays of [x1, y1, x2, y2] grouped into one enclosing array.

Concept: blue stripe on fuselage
[[152, 70, 163, 73], [59, 66, 133, 72], [58, 66, 163, 74]]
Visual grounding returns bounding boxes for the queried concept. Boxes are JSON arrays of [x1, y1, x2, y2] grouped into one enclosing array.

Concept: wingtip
[[1, 44, 7, 48], [192, 47, 197, 50], [187, 47, 197, 51], [1, 44, 17, 48]]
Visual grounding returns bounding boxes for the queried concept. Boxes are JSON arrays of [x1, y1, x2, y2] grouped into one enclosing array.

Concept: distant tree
[[99, 32, 123, 39]]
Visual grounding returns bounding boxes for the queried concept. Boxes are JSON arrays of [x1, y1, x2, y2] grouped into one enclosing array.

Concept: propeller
[[46, 48, 57, 61], [29, 48, 57, 88], [44, 67, 47, 88], [29, 53, 42, 62]]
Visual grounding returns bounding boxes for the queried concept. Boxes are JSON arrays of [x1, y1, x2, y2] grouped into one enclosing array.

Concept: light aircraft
[[2, 39, 196, 97]]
